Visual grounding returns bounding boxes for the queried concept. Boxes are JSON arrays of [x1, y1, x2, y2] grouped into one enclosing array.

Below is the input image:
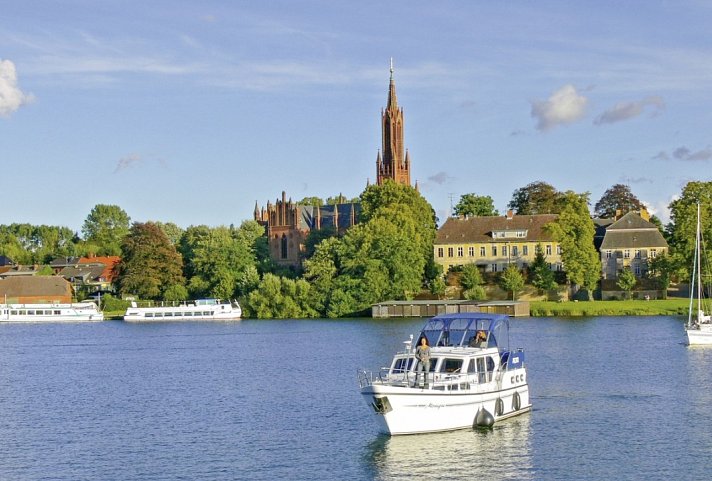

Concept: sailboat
[[685, 203, 712, 345]]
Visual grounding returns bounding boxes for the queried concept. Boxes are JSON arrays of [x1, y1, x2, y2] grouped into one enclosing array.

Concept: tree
[[648, 252, 677, 299], [460, 264, 483, 290], [508, 181, 564, 215], [500, 265, 525, 300], [666, 181, 712, 282], [616, 269, 637, 299], [453, 194, 499, 217], [594, 184, 644, 218], [530, 243, 557, 293], [115, 222, 184, 300], [547, 192, 601, 300], [82, 204, 130, 256], [154, 222, 184, 245], [298, 196, 324, 206], [244, 274, 318, 318], [429, 276, 446, 299]]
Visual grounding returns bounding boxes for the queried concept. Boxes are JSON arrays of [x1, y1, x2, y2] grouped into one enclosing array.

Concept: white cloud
[[594, 96, 665, 125], [530, 84, 588, 131], [0, 59, 33, 116]]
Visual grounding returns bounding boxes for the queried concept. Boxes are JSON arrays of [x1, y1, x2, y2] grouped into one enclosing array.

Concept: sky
[[2, 1, 712, 232]]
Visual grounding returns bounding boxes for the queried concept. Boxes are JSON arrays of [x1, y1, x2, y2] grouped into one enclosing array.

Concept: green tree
[[508, 181, 564, 215], [154, 222, 184, 245], [115, 222, 184, 300], [454, 194, 499, 217], [500, 265, 525, 300], [594, 184, 644, 218], [82, 204, 131, 256], [460, 264, 484, 290], [163, 284, 189, 302], [244, 274, 318, 318], [667, 181, 712, 282], [616, 268, 637, 299], [647, 252, 678, 299], [429, 276, 446, 299], [547, 192, 601, 300], [529, 244, 557, 293], [298, 196, 324, 206]]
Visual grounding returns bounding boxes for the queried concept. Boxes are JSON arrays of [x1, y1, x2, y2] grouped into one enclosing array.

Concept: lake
[[0, 316, 710, 480]]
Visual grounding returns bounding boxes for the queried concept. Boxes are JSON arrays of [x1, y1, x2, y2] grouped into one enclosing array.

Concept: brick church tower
[[376, 59, 411, 186]]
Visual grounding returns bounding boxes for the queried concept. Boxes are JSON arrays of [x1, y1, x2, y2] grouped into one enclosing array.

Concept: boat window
[[203, 311, 211, 316], [440, 359, 463, 373], [466, 359, 477, 374], [428, 358, 438, 372], [145, 313, 154, 318], [54, 310, 61, 315], [11, 310, 17, 315], [487, 356, 495, 372], [164, 312, 173, 317], [27, 310, 35, 315], [174, 312, 181, 317], [184, 312, 193, 317], [393, 357, 414, 373]]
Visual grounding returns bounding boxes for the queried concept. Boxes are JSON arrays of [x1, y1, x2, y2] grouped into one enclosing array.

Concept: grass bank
[[530, 299, 690, 317]]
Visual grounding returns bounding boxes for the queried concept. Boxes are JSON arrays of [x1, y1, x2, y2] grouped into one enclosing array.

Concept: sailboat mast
[[697, 203, 703, 321]]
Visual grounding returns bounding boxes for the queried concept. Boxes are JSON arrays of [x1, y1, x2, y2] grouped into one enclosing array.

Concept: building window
[[437, 248, 444, 258], [556, 246, 562, 255], [634, 265, 641, 276], [635, 250, 641, 259], [280, 234, 288, 259], [448, 247, 454, 257], [457, 247, 463, 257], [469, 246, 475, 257], [522, 245, 528, 256], [491, 264, 498, 272], [606, 250, 612, 259], [502, 245, 508, 257], [651, 249, 657, 258], [546, 245, 552, 256], [624, 250, 630, 259], [480, 246, 486, 256], [512, 246, 519, 256], [492, 246, 498, 256]]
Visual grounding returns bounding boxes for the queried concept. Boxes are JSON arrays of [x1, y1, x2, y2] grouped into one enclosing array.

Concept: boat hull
[[686, 325, 712, 345], [361, 376, 530, 435], [0, 303, 104, 323]]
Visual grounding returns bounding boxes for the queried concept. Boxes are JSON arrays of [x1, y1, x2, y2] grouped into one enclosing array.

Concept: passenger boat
[[357, 312, 531, 435], [0, 302, 104, 322], [123, 298, 242, 321], [685, 203, 712, 345]]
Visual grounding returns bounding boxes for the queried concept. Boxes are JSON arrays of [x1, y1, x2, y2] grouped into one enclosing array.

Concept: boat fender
[[512, 391, 521, 411], [474, 408, 495, 428], [495, 398, 504, 416]]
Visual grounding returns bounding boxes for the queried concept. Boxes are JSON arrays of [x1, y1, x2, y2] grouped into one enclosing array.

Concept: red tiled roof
[[78, 256, 121, 282]]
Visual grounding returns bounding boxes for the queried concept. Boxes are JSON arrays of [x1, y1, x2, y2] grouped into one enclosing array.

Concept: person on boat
[[473, 330, 488, 348], [413, 336, 431, 388]]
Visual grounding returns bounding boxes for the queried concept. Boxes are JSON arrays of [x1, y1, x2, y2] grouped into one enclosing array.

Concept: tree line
[[2, 180, 711, 316]]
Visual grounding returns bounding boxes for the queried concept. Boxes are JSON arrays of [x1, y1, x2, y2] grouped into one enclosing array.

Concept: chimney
[[506, 210, 514, 220]]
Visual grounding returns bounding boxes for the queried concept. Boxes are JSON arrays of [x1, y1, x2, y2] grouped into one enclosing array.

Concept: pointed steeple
[[377, 59, 411, 187], [386, 57, 398, 110]]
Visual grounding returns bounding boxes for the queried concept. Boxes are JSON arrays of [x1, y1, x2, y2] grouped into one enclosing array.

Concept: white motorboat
[[685, 203, 712, 345], [358, 313, 531, 435], [0, 302, 104, 322], [123, 298, 242, 321]]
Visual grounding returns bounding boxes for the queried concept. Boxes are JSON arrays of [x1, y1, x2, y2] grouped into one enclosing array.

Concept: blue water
[[0, 316, 710, 480]]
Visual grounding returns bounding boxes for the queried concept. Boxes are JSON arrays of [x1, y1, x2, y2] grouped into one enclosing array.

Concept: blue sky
[[2, 1, 711, 232]]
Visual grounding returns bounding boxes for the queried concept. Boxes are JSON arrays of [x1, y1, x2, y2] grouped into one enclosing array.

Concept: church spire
[[377, 59, 410, 187]]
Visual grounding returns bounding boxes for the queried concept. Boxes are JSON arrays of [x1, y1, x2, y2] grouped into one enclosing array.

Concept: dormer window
[[492, 229, 528, 239]]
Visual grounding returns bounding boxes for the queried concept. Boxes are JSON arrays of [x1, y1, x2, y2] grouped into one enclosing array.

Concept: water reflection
[[363, 416, 533, 481]]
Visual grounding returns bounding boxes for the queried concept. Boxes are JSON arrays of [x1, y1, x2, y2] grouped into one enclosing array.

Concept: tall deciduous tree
[[115, 222, 184, 300], [547, 192, 601, 300], [508, 181, 564, 215], [616, 268, 637, 299], [667, 181, 712, 281], [454, 194, 499, 217], [594, 184, 644, 218], [82, 204, 130, 256]]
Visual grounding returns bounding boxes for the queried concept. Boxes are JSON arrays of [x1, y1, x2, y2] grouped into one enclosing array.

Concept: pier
[[371, 300, 530, 318]]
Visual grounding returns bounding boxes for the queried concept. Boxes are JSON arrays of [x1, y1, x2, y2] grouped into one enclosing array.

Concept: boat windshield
[[419, 313, 510, 351]]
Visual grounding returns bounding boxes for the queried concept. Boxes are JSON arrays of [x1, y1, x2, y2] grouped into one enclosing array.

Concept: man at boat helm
[[413, 336, 431, 388]]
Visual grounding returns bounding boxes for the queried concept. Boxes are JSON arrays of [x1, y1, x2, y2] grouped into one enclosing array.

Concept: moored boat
[[123, 298, 242, 321], [685, 203, 712, 345], [357, 312, 531, 435], [0, 302, 104, 322]]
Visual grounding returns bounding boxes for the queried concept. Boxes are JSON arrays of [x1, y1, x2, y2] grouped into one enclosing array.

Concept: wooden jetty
[[371, 300, 529, 318]]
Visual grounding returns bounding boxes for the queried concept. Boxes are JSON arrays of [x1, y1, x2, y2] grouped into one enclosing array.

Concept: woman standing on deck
[[413, 336, 431, 388]]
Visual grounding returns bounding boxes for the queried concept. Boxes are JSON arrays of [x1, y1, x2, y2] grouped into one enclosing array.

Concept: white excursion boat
[[0, 302, 104, 322], [685, 203, 712, 345], [123, 298, 242, 322], [358, 313, 531, 435]]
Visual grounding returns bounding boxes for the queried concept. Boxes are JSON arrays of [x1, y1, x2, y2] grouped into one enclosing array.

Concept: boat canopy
[[418, 313, 510, 351]]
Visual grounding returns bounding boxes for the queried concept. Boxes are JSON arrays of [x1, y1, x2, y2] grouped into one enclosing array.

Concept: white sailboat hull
[[686, 324, 712, 345]]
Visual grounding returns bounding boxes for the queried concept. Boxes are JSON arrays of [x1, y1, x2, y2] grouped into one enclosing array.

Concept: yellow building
[[434, 212, 563, 273]]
